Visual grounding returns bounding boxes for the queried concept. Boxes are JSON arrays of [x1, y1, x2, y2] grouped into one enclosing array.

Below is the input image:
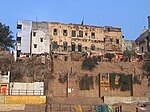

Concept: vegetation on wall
[[81, 56, 99, 70], [109, 73, 141, 91], [144, 52, 150, 59], [123, 50, 136, 62], [104, 53, 115, 62], [142, 61, 150, 86], [79, 74, 94, 90], [143, 61, 150, 73], [58, 73, 68, 83]]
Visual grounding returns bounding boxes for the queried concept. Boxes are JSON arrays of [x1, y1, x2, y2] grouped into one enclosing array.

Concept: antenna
[[81, 15, 85, 25]]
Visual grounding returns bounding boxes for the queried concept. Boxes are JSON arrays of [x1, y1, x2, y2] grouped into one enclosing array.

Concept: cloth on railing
[[94, 105, 109, 112]]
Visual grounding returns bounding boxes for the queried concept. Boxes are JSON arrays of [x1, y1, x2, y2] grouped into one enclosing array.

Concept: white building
[[31, 22, 50, 54], [16, 20, 32, 56], [16, 21, 50, 57]]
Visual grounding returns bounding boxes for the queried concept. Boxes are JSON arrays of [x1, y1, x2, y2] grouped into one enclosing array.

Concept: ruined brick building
[[136, 16, 150, 53], [16, 20, 123, 57]]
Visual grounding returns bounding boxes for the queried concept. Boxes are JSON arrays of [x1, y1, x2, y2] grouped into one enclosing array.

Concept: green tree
[[104, 53, 115, 62], [143, 61, 150, 73], [123, 50, 136, 62], [142, 61, 150, 86], [82, 57, 99, 70], [0, 22, 15, 50], [144, 52, 150, 59]]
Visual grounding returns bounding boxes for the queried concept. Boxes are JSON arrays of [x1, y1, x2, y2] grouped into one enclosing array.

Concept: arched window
[[63, 42, 68, 51], [71, 43, 76, 51], [78, 44, 82, 52], [53, 29, 58, 35], [91, 44, 95, 50], [52, 41, 58, 49]]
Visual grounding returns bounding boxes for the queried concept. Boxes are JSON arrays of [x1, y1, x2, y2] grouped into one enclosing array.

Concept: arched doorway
[[91, 44, 95, 51], [71, 43, 76, 51], [78, 44, 82, 52], [63, 42, 68, 51]]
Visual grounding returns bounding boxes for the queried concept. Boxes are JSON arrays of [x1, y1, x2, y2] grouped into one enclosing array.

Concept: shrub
[[58, 74, 68, 83], [104, 53, 115, 62], [79, 74, 94, 90], [143, 61, 150, 73], [109, 73, 141, 91], [144, 52, 150, 59], [123, 50, 136, 62], [82, 57, 99, 70]]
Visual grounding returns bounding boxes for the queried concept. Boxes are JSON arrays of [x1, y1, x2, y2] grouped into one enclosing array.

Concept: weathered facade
[[136, 16, 150, 53], [16, 20, 123, 57], [122, 40, 134, 51], [31, 22, 50, 54], [49, 22, 123, 54]]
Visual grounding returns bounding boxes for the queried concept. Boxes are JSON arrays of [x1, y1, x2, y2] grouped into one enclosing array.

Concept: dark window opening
[[78, 44, 82, 52], [17, 37, 21, 41], [110, 38, 113, 42], [1, 71, 8, 75], [53, 29, 57, 35], [64, 56, 68, 61], [141, 47, 144, 53], [40, 38, 43, 42], [34, 44, 37, 48], [104, 38, 106, 42], [116, 39, 119, 44], [79, 31, 83, 37], [17, 50, 21, 57], [63, 42, 68, 51], [52, 41, 58, 49], [72, 30, 76, 37], [108, 27, 110, 32], [85, 33, 88, 36], [17, 24, 22, 29], [54, 55, 58, 59], [91, 32, 95, 38], [63, 30, 68, 36], [91, 44, 95, 50], [33, 32, 36, 36], [71, 43, 76, 51], [85, 46, 88, 50]]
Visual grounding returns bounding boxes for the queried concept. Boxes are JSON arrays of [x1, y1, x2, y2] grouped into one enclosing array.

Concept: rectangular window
[[63, 30, 68, 36], [53, 29, 57, 35], [141, 47, 144, 53], [17, 37, 21, 41], [33, 32, 36, 36], [34, 44, 37, 48], [116, 39, 119, 44], [17, 24, 22, 29], [108, 28, 110, 32], [40, 38, 43, 42], [17, 50, 21, 57], [85, 32, 88, 36], [110, 38, 113, 42], [71, 30, 76, 37], [52, 41, 58, 49], [79, 31, 83, 37], [85, 46, 88, 50], [104, 38, 106, 42], [91, 32, 95, 38]]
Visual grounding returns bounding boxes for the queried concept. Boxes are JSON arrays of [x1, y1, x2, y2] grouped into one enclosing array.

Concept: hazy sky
[[0, 0, 149, 40]]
